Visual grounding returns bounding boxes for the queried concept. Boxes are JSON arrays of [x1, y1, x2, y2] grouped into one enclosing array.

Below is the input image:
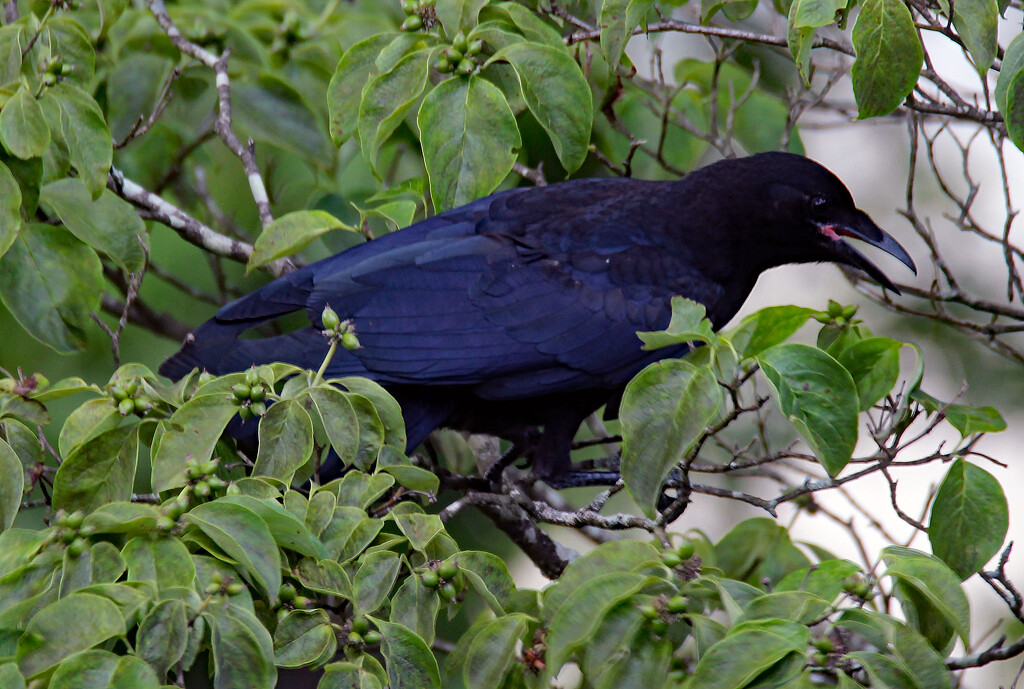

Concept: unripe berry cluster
[[435, 31, 484, 76], [813, 300, 859, 326], [399, 0, 437, 31], [347, 615, 382, 647], [49, 509, 95, 559], [417, 559, 463, 602], [108, 376, 156, 417], [321, 305, 361, 351], [231, 367, 270, 420]]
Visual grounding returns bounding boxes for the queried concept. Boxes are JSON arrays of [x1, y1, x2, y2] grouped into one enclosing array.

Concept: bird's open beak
[[818, 209, 916, 294]]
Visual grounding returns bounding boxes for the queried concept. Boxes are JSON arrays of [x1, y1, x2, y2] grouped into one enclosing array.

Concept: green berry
[[246, 367, 261, 385], [157, 515, 176, 532], [363, 630, 382, 645], [813, 638, 834, 653], [250, 384, 266, 402], [250, 401, 267, 417], [456, 58, 474, 75], [110, 383, 127, 401], [348, 631, 364, 645], [231, 383, 251, 400], [827, 300, 843, 318], [201, 459, 219, 475], [650, 618, 668, 635], [194, 481, 211, 497], [401, 0, 418, 13], [812, 652, 828, 666], [452, 30, 468, 53], [676, 541, 695, 559], [841, 304, 858, 320], [133, 396, 153, 415], [438, 561, 459, 580], [54, 510, 69, 526], [352, 616, 370, 634], [226, 582, 245, 595], [439, 582, 458, 600], [639, 604, 659, 619], [420, 570, 440, 588], [198, 371, 215, 385], [660, 551, 682, 567], [207, 476, 226, 489], [123, 379, 139, 397], [238, 405, 254, 420], [465, 39, 483, 55], [341, 332, 360, 351], [118, 398, 136, 416], [65, 510, 84, 529], [280, 584, 297, 602], [666, 595, 688, 614], [813, 312, 833, 324], [41, 73, 57, 87], [435, 57, 452, 73], [322, 306, 341, 330], [67, 537, 88, 558], [205, 583, 222, 596], [442, 46, 462, 62], [401, 14, 422, 31]]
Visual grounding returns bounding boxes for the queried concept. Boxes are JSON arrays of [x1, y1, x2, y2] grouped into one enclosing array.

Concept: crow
[[160, 152, 915, 483]]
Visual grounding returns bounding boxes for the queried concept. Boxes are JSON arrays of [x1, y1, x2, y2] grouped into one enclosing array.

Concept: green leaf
[[16, 593, 125, 677], [42, 84, 112, 198], [600, 0, 655, 67], [374, 619, 441, 689], [392, 511, 444, 552], [845, 651, 916, 689], [0, 159, 22, 259], [546, 572, 658, 675], [738, 590, 830, 624], [452, 550, 516, 615], [835, 336, 902, 410], [123, 536, 196, 590], [435, 0, 489, 33], [207, 604, 276, 689], [948, 0, 998, 73], [910, 388, 1006, 436], [1003, 70, 1024, 154], [184, 501, 282, 602], [881, 545, 971, 648], [52, 425, 138, 513], [715, 518, 811, 585], [253, 399, 314, 483], [637, 296, 716, 350], [757, 343, 859, 476], [995, 32, 1024, 115], [358, 49, 431, 174], [328, 33, 396, 144], [544, 540, 662, 613], [248, 210, 351, 271], [152, 394, 239, 491], [0, 440, 22, 531], [488, 43, 593, 172], [0, 87, 50, 159], [688, 619, 809, 689], [274, 609, 335, 668], [0, 223, 102, 352], [390, 576, 439, 645], [84, 503, 161, 537], [0, 663, 23, 689], [620, 359, 721, 516], [730, 305, 815, 359], [354, 550, 402, 614], [234, 75, 331, 166], [40, 179, 147, 273], [136, 599, 189, 679], [294, 558, 352, 599], [336, 377, 406, 450], [791, 0, 845, 26], [851, 0, 923, 118], [218, 495, 328, 559], [891, 623, 954, 689], [776, 558, 863, 602], [418, 76, 520, 212], [49, 650, 159, 689], [463, 614, 529, 689], [928, 459, 1008, 579], [595, 633, 672, 689], [307, 387, 361, 472]]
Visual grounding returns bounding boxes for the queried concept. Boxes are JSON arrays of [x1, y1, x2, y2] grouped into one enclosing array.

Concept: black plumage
[[160, 152, 915, 480]]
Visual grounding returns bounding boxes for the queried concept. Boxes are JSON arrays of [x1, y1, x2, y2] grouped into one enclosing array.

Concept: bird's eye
[[808, 194, 830, 219]]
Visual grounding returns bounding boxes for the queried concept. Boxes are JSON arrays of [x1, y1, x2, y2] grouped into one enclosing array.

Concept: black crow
[[160, 153, 915, 481]]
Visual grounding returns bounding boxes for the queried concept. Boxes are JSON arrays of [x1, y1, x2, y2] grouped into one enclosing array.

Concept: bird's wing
[[303, 180, 722, 399]]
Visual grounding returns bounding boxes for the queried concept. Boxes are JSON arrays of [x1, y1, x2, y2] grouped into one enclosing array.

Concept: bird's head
[[742, 152, 917, 293]]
